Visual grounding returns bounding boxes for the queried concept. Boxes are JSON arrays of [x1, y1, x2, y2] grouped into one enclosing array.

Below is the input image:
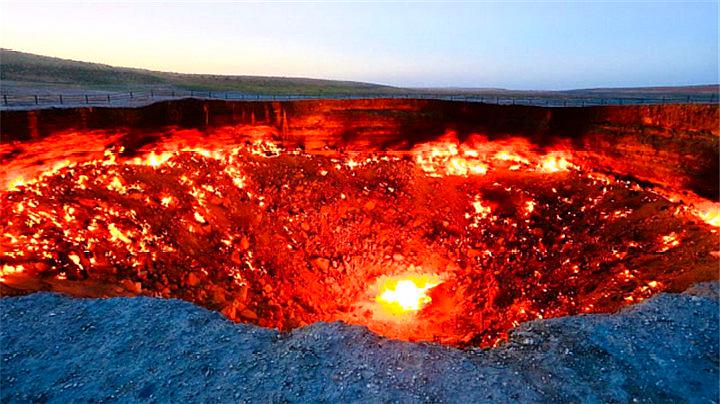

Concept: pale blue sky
[[1, 1, 717, 89]]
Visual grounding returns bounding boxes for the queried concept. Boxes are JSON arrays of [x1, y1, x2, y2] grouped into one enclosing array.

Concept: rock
[[186, 273, 200, 287], [467, 248, 481, 258], [312, 258, 330, 272], [34, 262, 49, 271], [392, 254, 404, 262], [239, 308, 258, 320], [222, 300, 247, 320], [210, 196, 224, 206], [128, 192, 144, 201], [221, 305, 236, 319], [120, 279, 142, 294], [240, 236, 250, 250], [211, 286, 226, 305], [236, 285, 248, 303], [230, 250, 243, 265]]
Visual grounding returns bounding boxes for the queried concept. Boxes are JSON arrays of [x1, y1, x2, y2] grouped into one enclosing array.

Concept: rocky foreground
[[1, 283, 718, 403]]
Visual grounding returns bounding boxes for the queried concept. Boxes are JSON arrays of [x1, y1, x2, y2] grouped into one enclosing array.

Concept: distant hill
[[567, 85, 718, 94], [0, 49, 717, 98], [413, 85, 719, 97], [0, 49, 403, 95]]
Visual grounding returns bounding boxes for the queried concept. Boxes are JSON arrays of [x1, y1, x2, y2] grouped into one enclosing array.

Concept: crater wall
[[2, 99, 717, 198]]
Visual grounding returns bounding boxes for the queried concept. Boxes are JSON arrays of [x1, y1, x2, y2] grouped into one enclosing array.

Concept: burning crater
[[1, 99, 718, 347]]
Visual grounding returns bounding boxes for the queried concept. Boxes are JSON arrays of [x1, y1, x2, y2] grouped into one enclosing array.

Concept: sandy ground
[[3, 81, 715, 110], [0, 282, 717, 402]]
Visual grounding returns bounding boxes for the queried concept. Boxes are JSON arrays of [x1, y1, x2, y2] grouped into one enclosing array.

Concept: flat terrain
[[2, 49, 717, 99], [0, 283, 717, 402]]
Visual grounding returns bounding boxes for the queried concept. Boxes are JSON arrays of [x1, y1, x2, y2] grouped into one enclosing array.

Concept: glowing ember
[[658, 232, 681, 252], [376, 275, 441, 315], [524, 201, 536, 214]]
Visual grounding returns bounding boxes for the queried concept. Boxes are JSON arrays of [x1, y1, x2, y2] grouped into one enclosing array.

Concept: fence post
[[686, 95, 691, 103], [151, 90, 154, 98], [59, 94, 63, 105], [3, 94, 7, 106], [190, 90, 194, 97], [85, 95, 89, 104], [172, 90, 175, 97], [107, 94, 111, 103], [130, 91, 134, 99], [34, 95, 39, 105]]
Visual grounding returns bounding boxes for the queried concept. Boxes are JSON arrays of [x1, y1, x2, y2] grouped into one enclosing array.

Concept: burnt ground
[[0, 282, 718, 403]]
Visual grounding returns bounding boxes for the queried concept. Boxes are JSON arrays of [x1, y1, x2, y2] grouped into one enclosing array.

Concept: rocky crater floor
[[1, 283, 718, 403]]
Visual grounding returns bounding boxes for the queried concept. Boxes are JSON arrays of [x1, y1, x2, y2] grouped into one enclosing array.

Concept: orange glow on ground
[[1, 128, 717, 347]]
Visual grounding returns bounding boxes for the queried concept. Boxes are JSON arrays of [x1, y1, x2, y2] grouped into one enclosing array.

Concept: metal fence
[[1, 89, 718, 108]]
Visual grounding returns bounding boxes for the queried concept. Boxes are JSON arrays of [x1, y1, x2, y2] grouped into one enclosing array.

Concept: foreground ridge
[[1, 283, 717, 402]]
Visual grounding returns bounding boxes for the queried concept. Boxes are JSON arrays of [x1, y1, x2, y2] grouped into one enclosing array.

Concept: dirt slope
[[0, 283, 717, 402]]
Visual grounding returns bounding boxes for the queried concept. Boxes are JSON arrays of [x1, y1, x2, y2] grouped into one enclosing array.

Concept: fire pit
[[1, 99, 717, 347]]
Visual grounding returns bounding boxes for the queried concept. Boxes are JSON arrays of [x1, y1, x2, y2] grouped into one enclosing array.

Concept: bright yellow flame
[[539, 154, 572, 173], [194, 211, 207, 223], [696, 206, 720, 227], [160, 196, 174, 207], [657, 232, 680, 252], [108, 223, 131, 244], [376, 275, 441, 315], [8, 176, 25, 191], [0, 264, 24, 282], [524, 200, 536, 214], [144, 151, 175, 168]]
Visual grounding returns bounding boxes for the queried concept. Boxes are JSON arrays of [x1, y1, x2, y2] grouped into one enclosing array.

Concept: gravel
[[1, 283, 718, 403]]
